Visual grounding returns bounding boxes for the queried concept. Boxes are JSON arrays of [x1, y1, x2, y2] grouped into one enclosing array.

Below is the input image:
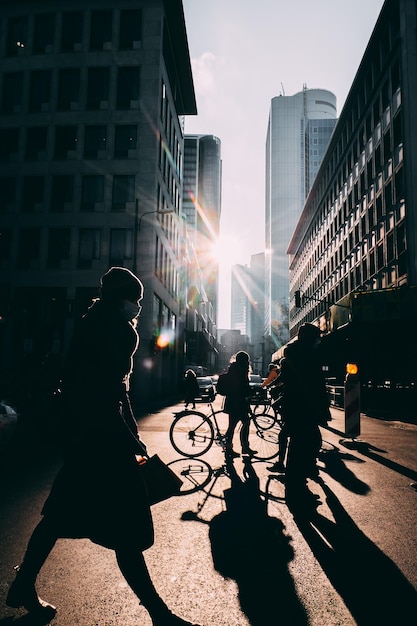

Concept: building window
[[54, 126, 77, 159], [78, 228, 101, 268], [0, 177, 16, 212], [84, 125, 107, 158], [90, 10, 112, 50], [29, 70, 52, 112], [114, 125, 137, 157], [87, 67, 110, 110], [81, 175, 104, 211], [2, 72, 23, 113], [47, 228, 71, 268], [112, 175, 134, 211], [25, 127, 48, 160], [57, 69, 80, 111], [0, 128, 19, 160], [0, 229, 12, 265], [109, 228, 133, 265], [116, 67, 140, 109], [18, 228, 40, 268], [50, 175, 74, 212], [119, 9, 142, 49], [33, 13, 55, 54], [61, 12, 83, 51], [22, 176, 44, 212], [6, 16, 27, 56]]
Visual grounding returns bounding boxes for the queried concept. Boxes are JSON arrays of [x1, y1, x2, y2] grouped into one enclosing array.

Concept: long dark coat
[[278, 339, 331, 484], [278, 340, 331, 433], [41, 299, 153, 551], [223, 361, 251, 420]]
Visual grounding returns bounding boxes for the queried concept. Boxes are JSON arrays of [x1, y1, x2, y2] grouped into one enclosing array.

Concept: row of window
[[1, 174, 136, 213], [1, 65, 140, 114], [1, 124, 139, 161], [0, 227, 128, 270], [0, 226, 179, 303], [2, 9, 142, 57], [290, 44, 408, 324]]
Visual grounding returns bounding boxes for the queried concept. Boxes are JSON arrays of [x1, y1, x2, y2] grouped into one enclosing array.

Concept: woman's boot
[[6, 566, 57, 617]]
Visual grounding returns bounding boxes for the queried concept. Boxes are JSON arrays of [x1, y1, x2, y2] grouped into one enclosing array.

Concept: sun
[[211, 232, 243, 271]]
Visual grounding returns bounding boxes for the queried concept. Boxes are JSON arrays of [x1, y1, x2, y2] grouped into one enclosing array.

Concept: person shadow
[[207, 456, 310, 626], [293, 478, 417, 625], [318, 445, 370, 495], [0, 613, 54, 625]]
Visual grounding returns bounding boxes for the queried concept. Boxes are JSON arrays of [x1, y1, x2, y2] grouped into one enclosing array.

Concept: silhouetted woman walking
[[6, 267, 200, 626]]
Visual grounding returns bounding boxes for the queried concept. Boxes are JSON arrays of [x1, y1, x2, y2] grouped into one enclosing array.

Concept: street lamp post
[[132, 199, 174, 274]]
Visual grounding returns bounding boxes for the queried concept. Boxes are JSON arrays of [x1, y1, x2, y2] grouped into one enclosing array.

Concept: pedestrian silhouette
[[5, 267, 200, 626], [223, 351, 257, 458], [183, 369, 200, 409], [276, 323, 331, 512]]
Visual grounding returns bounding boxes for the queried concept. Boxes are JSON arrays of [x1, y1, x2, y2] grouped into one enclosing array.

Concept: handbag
[[139, 454, 183, 505]]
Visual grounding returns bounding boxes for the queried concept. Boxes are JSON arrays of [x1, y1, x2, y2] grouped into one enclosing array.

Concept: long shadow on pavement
[[292, 479, 417, 625], [183, 456, 311, 626], [318, 444, 370, 494]]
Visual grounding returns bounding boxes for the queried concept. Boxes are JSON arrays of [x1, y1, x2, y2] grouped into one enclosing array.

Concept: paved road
[[1, 399, 417, 625]]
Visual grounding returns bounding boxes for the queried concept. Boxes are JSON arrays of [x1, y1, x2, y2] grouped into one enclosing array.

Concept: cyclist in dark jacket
[[277, 323, 330, 511]]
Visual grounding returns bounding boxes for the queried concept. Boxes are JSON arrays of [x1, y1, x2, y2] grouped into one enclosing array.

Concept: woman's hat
[[100, 267, 143, 302]]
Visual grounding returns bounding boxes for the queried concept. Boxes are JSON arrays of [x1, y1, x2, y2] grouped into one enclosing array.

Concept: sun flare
[[211, 233, 243, 271]]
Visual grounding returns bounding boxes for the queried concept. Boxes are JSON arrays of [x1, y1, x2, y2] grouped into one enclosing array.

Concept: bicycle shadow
[[183, 455, 310, 626], [293, 479, 417, 624]]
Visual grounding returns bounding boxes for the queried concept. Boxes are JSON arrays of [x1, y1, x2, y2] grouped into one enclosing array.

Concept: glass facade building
[[182, 134, 222, 372], [285, 0, 417, 405], [265, 87, 337, 347]]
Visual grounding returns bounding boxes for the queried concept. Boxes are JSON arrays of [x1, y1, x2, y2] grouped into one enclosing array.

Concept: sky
[[182, 0, 385, 328]]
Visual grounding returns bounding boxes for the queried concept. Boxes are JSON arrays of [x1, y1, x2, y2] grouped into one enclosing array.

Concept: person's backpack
[[216, 371, 230, 396]]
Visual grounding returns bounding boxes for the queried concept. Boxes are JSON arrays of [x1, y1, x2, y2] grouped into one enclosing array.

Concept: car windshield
[[197, 377, 212, 385]]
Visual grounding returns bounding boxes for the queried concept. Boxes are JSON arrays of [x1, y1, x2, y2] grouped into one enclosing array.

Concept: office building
[[0, 0, 196, 408], [230, 253, 270, 373], [285, 0, 417, 409], [231, 263, 251, 337], [265, 87, 337, 347], [182, 134, 221, 372]]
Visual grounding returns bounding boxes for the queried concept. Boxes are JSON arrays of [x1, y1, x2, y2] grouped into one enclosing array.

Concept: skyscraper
[[231, 253, 267, 373], [182, 134, 222, 371], [265, 86, 337, 347]]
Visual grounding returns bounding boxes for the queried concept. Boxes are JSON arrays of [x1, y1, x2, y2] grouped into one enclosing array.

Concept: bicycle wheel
[[167, 458, 213, 494], [169, 410, 214, 457], [253, 405, 277, 431], [251, 400, 267, 415], [247, 416, 280, 460]]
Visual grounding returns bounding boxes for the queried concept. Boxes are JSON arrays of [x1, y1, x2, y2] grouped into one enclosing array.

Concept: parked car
[[0, 400, 18, 453], [248, 374, 267, 402], [196, 376, 216, 402]]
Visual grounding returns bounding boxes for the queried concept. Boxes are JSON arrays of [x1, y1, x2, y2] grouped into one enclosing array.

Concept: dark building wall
[[0, 0, 196, 411]]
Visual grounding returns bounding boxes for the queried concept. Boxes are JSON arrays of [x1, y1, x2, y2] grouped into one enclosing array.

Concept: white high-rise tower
[[265, 86, 337, 346]]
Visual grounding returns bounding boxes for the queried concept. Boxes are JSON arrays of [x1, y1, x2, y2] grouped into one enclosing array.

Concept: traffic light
[[294, 290, 302, 307]]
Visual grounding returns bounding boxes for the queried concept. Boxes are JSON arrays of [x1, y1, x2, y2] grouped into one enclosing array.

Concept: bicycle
[[169, 402, 280, 461], [250, 388, 284, 431]]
